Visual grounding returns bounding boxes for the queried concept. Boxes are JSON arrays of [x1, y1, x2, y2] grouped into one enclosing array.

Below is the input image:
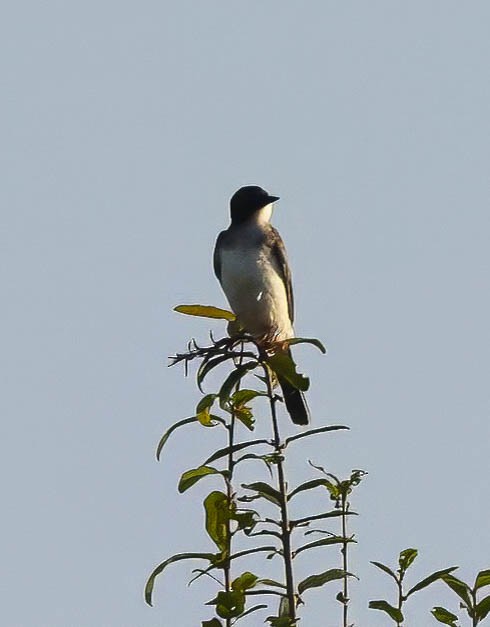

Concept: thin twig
[[341, 492, 349, 627], [263, 363, 297, 623]]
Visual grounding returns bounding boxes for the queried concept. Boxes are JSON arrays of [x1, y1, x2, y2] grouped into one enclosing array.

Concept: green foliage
[[155, 416, 198, 461], [145, 551, 217, 606], [442, 573, 472, 607], [477, 595, 490, 621], [241, 482, 282, 507], [266, 619, 296, 627], [399, 548, 418, 572], [266, 352, 310, 391], [149, 316, 357, 624], [208, 590, 246, 619], [369, 600, 404, 623], [434, 570, 490, 625], [283, 425, 349, 448], [231, 571, 259, 592], [294, 535, 353, 558], [298, 569, 351, 594], [288, 478, 333, 500], [203, 439, 269, 466], [196, 394, 218, 425], [475, 570, 490, 591], [178, 466, 221, 493], [174, 304, 236, 320], [431, 606, 459, 625], [228, 389, 267, 430], [218, 363, 258, 409], [284, 337, 327, 353], [265, 618, 297, 627], [407, 567, 457, 597], [204, 491, 231, 553], [197, 354, 234, 392], [370, 548, 457, 625], [146, 307, 489, 626]]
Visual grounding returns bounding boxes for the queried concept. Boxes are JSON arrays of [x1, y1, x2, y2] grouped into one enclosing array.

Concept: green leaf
[[246, 529, 282, 541], [174, 304, 236, 320], [189, 547, 274, 576], [257, 579, 287, 590], [231, 389, 267, 405], [233, 406, 255, 431], [203, 439, 269, 465], [219, 362, 258, 408], [196, 394, 217, 413], [369, 600, 404, 623], [278, 596, 291, 617], [266, 352, 309, 391], [178, 466, 221, 493], [371, 561, 399, 583], [294, 535, 351, 557], [399, 548, 418, 572], [285, 337, 327, 353], [288, 478, 332, 500], [298, 568, 351, 594], [323, 481, 342, 501], [231, 510, 257, 533], [229, 546, 278, 563], [407, 567, 458, 597], [476, 595, 490, 621], [234, 452, 276, 476], [197, 354, 235, 392], [241, 482, 282, 506], [291, 510, 349, 527], [442, 574, 472, 608], [145, 552, 216, 605], [204, 491, 230, 552], [284, 425, 349, 447], [265, 617, 296, 627], [197, 411, 219, 427], [475, 569, 490, 591], [209, 590, 245, 619], [234, 604, 267, 621], [202, 620, 223, 627], [196, 394, 218, 425], [431, 606, 459, 625], [156, 417, 197, 461], [348, 468, 367, 486], [232, 572, 259, 592], [266, 598, 295, 625]]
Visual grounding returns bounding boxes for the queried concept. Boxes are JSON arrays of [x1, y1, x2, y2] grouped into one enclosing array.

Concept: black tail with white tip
[[278, 377, 310, 425]]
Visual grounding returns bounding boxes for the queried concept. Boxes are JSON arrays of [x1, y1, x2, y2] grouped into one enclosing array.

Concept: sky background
[[1, 2, 489, 626]]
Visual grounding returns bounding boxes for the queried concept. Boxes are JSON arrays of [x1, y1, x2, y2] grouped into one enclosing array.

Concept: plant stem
[[341, 493, 349, 627], [224, 412, 235, 627], [472, 588, 477, 627], [397, 576, 403, 627], [264, 364, 297, 622], [223, 344, 244, 627]]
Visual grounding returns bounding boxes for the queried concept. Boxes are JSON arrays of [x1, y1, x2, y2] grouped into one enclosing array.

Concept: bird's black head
[[229, 185, 280, 224]]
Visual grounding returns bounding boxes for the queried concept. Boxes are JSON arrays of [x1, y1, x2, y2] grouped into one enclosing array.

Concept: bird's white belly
[[220, 247, 293, 340]]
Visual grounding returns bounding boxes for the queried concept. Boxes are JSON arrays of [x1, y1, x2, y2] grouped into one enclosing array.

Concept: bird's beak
[[267, 195, 280, 203]]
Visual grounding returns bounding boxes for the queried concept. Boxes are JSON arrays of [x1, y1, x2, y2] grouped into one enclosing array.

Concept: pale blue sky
[[1, 2, 489, 626]]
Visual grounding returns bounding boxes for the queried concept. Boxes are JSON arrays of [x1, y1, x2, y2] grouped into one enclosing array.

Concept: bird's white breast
[[220, 242, 293, 341]]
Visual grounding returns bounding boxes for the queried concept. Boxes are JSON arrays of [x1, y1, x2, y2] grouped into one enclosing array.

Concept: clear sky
[[1, 2, 489, 626]]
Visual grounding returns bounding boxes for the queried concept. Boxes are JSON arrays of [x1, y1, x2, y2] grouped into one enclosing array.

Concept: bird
[[213, 185, 310, 425]]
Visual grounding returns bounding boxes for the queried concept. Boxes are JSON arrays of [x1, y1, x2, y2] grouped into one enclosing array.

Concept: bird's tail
[[278, 375, 310, 426]]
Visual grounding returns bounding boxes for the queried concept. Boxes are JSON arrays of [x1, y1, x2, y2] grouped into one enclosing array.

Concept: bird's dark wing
[[268, 226, 294, 322], [213, 231, 227, 282]]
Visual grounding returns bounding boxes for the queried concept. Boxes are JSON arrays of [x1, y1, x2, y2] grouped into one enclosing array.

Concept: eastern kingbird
[[213, 185, 310, 425]]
